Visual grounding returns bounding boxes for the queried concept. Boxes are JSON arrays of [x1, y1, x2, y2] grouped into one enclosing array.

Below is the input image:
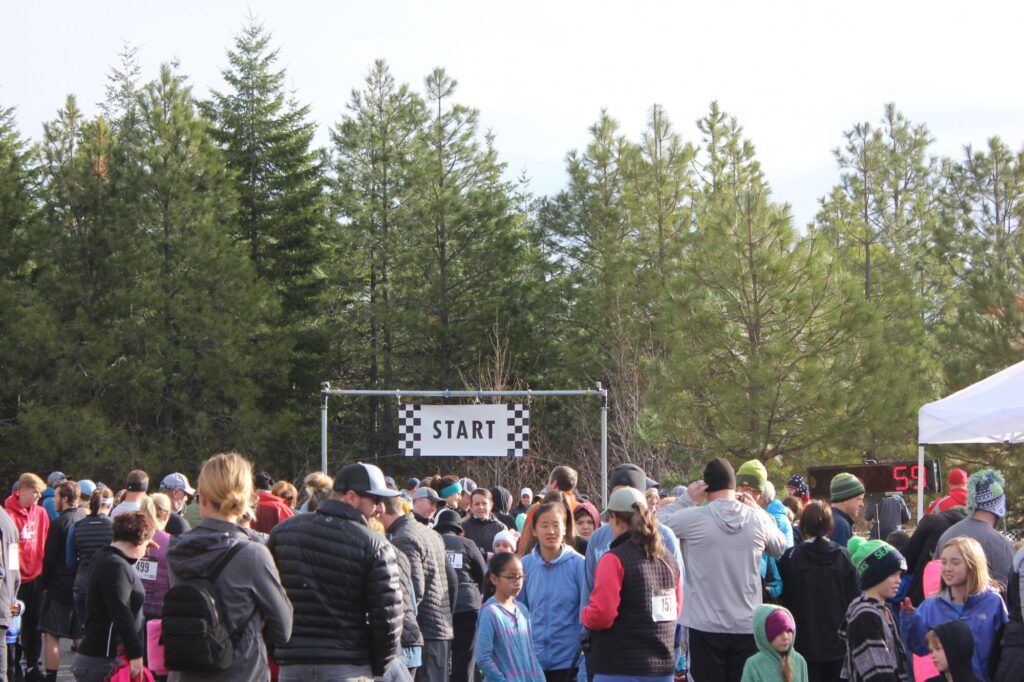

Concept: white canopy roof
[[918, 359, 1024, 444]]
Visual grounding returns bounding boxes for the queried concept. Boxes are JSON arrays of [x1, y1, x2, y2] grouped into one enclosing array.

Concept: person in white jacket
[[656, 457, 786, 682]]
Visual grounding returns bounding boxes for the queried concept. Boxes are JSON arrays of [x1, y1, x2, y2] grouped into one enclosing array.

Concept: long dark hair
[[484, 551, 519, 600], [519, 494, 575, 556]]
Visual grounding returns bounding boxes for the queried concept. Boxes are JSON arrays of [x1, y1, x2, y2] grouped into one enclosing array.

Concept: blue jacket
[[899, 588, 1008, 682], [518, 544, 585, 671], [41, 488, 58, 522], [829, 508, 853, 548], [760, 499, 794, 599]]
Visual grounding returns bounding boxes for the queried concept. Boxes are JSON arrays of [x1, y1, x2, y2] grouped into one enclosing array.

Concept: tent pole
[[599, 382, 608, 509], [321, 382, 330, 474], [917, 445, 925, 521]]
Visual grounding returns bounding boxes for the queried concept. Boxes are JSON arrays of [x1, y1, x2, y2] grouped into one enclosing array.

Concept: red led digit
[[893, 465, 909, 491]]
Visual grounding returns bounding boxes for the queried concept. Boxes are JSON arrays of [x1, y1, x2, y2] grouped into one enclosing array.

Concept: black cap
[[703, 458, 736, 493], [333, 463, 400, 497], [609, 463, 647, 491], [434, 509, 463, 534]]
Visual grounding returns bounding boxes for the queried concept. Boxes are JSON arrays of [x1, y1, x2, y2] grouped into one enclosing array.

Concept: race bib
[[447, 551, 464, 570], [7, 545, 18, 572], [651, 588, 677, 622], [134, 558, 159, 581]]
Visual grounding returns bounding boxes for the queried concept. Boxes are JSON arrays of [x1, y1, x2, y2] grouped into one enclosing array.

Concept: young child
[[475, 552, 545, 682], [899, 536, 1007, 681], [840, 537, 910, 682], [493, 529, 518, 556], [741, 604, 809, 682], [924, 621, 982, 682]]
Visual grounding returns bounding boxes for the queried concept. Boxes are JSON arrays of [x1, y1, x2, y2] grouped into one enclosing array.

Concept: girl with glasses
[[476, 553, 544, 682]]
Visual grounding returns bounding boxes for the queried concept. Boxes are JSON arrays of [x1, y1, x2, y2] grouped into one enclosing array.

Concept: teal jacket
[[741, 605, 809, 682]]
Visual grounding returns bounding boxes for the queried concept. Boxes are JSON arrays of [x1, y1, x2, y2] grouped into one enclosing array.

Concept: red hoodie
[[4, 493, 49, 582], [253, 490, 294, 534], [925, 486, 968, 515]]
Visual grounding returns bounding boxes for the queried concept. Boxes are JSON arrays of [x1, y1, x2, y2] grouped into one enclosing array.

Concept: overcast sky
[[4, 0, 1024, 228]]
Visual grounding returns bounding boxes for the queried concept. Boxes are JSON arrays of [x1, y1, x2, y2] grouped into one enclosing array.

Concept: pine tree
[[203, 19, 329, 468]]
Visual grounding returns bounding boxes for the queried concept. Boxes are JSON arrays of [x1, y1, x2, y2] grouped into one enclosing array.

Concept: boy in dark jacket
[[839, 538, 909, 682], [924, 621, 981, 682]]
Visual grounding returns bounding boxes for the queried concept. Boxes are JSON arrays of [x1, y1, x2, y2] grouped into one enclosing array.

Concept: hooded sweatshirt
[[518, 543, 585, 671], [658, 494, 786, 633], [4, 493, 49, 582], [923, 620, 982, 682], [741, 605, 809, 682], [490, 487, 517, 529], [900, 587, 1007, 682]]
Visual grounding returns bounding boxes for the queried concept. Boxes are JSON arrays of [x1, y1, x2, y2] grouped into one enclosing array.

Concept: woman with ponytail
[[581, 487, 681, 682], [166, 453, 293, 681], [740, 605, 808, 682]]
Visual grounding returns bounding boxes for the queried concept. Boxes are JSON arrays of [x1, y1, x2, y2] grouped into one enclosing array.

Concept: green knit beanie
[[830, 472, 865, 502], [736, 460, 768, 493], [848, 536, 906, 590]]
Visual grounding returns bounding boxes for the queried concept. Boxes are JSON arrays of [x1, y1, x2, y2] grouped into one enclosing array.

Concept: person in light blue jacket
[[899, 535, 1008, 681], [519, 499, 585, 682]]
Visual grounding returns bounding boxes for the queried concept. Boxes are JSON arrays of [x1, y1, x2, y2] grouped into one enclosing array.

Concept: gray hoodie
[[167, 518, 293, 682], [657, 493, 785, 634]]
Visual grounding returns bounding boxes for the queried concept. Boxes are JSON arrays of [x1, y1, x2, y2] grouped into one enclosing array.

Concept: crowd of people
[[0, 456, 1018, 682]]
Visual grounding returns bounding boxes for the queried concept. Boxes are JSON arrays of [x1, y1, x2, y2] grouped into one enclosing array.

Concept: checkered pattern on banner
[[506, 403, 530, 457], [399, 404, 423, 456]]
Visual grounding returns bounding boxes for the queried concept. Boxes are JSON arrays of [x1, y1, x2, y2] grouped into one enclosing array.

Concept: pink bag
[[911, 559, 942, 681], [108, 662, 156, 682], [146, 619, 168, 675]]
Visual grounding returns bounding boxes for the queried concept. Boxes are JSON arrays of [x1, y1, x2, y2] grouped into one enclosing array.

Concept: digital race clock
[[805, 460, 942, 496]]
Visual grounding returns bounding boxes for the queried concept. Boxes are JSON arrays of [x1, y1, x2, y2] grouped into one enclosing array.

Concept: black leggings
[[16, 579, 44, 673], [451, 610, 477, 682]]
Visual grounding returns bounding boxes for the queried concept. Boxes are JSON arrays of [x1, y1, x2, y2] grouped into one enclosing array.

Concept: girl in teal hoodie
[[741, 605, 809, 682]]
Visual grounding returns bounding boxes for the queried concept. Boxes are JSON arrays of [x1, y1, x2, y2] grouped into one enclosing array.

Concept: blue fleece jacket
[[518, 544, 585, 671], [899, 588, 1007, 682]]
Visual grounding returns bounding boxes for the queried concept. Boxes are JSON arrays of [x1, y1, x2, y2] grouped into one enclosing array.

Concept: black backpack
[[160, 542, 246, 672]]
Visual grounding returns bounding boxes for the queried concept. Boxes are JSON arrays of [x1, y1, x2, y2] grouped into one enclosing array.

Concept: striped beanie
[[830, 472, 865, 502]]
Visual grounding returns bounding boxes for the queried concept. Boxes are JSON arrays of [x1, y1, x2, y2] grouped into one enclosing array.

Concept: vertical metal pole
[[599, 383, 608, 509], [321, 382, 330, 473], [917, 445, 925, 522]]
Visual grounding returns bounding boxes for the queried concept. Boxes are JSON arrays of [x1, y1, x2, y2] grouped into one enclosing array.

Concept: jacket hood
[[802, 536, 847, 564], [753, 604, 796, 663], [40, 488, 54, 501], [490, 486, 513, 514], [166, 518, 252, 579], [932, 619, 979, 681], [765, 499, 790, 526], [573, 501, 602, 528], [707, 498, 754, 534], [3, 494, 30, 522]]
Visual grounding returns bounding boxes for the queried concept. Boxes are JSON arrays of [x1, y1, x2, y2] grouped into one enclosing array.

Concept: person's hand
[[129, 657, 144, 680], [899, 598, 915, 614], [9, 602, 19, 616], [657, 497, 676, 509], [737, 491, 759, 509], [687, 481, 708, 505]]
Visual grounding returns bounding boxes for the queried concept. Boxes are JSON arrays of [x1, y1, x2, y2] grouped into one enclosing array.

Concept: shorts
[[39, 593, 82, 639]]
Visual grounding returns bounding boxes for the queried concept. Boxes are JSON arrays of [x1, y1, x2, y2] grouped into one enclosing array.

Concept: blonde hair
[[17, 473, 45, 493], [198, 452, 254, 518], [139, 493, 172, 529], [302, 471, 333, 511], [366, 518, 385, 534], [272, 481, 298, 508], [937, 536, 998, 596]]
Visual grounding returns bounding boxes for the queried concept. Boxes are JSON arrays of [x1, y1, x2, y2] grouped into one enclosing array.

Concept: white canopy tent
[[916, 359, 1024, 518]]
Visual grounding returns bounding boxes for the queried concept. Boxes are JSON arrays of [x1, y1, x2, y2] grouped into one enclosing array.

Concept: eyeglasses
[[358, 493, 385, 505], [499, 574, 525, 583]]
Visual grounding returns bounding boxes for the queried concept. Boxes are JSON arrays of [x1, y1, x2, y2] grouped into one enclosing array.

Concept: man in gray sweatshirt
[[656, 457, 786, 682]]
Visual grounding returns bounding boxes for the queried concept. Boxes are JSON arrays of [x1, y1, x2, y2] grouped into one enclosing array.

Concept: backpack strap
[[208, 541, 246, 584]]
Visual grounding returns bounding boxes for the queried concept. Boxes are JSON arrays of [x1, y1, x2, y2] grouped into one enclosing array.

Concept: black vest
[[590, 533, 678, 676]]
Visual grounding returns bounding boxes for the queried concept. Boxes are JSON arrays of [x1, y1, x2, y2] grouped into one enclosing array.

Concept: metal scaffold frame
[[320, 382, 611, 507]]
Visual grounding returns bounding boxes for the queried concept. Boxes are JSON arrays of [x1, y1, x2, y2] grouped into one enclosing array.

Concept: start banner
[[398, 404, 529, 457]]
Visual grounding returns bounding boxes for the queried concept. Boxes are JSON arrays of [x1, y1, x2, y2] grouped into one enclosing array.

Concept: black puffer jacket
[[268, 499, 403, 674], [462, 515, 507, 557], [388, 513, 454, 640], [394, 549, 423, 648]]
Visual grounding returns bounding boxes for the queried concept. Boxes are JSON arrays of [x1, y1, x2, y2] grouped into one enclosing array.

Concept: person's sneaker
[[24, 666, 44, 682]]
